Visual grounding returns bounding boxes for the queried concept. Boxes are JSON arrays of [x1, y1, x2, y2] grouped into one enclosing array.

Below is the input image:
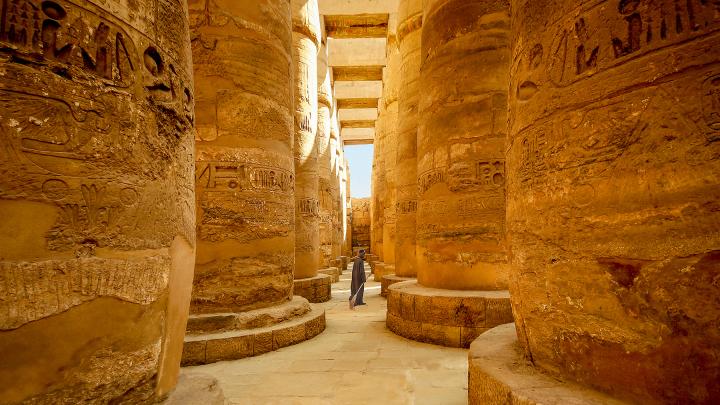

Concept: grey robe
[[350, 255, 366, 305]]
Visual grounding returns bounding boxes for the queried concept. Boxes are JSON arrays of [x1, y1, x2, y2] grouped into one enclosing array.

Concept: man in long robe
[[350, 250, 367, 306]]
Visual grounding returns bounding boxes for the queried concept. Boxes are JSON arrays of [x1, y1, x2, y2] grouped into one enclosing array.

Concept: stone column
[[330, 105, 344, 262], [394, 0, 422, 277], [383, 35, 401, 267], [496, 1, 720, 404], [0, 0, 195, 402], [184, 0, 325, 366], [292, 0, 321, 280], [317, 41, 334, 269], [371, 99, 386, 260], [386, 0, 514, 348]]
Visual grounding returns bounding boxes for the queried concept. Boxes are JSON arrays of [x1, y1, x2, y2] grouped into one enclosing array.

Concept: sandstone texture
[[381, 274, 413, 297], [394, 0, 422, 278], [382, 34, 400, 266], [292, 0, 322, 279], [417, 0, 510, 291], [0, 0, 195, 402], [163, 372, 228, 405], [387, 281, 513, 348], [351, 197, 371, 252], [507, 1, 720, 403], [468, 324, 629, 405], [293, 273, 332, 303], [190, 0, 294, 314]]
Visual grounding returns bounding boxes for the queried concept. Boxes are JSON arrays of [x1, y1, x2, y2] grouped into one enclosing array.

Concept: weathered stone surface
[[293, 273, 332, 303], [468, 324, 629, 405], [386, 281, 512, 348], [508, 1, 720, 403], [318, 266, 340, 283], [293, 0, 322, 279], [417, 0, 510, 291], [163, 372, 228, 405], [0, 0, 195, 401], [190, 0, 294, 314], [394, 0, 422, 278], [186, 296, 311, 334], [351, 197, 371, 251]]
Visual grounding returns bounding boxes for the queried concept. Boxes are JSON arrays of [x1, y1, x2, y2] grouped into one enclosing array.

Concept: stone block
[[205, 335, 253, 363], [181, 340, 207, 366], [400, 292, 415, 321], [253, 331, 273, 356], [458, 298, 487, 328], [305, 312, 326, 339], [485, 298, 513, 328], [273, 323, 306, 350], [421, 323, 461, 347]]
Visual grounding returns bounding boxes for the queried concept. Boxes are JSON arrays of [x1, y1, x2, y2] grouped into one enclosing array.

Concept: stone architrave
[[0, 0, 195, 402], [383, 35, 401, 265], [292, 0, 322, 279], [317, 41, 334, 268], [417, 0, 510, 291], [395, 0, 422, 277], [507, 1, 720, 403]]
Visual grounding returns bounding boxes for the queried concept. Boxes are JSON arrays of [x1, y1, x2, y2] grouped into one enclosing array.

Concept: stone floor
[[184, 264, 469, 404]]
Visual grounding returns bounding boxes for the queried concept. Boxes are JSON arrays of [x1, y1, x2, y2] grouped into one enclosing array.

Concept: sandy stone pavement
[[185, 266, 469, 404]]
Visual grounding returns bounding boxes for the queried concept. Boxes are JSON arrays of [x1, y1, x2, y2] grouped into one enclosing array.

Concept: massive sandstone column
[[387, 0, 514, 348], [330, 105, 344, 263], [383, 35, 400, 267], [292, 0, 321, 279], [317, 41, 334, 269], [0, 0, 195, 402], [184, 0, 324, 366], [478, 1, 720, 404], [394, 0, 422, 277], [371, 104, 385, 260]]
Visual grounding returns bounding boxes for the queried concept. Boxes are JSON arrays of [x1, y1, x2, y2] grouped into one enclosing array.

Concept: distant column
[[383, 33, 401, 266], [317, 41, 334, 268]]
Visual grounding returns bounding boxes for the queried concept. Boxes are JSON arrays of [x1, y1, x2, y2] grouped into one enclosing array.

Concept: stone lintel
[[337, 98, 379, 109], [293, 274, 333, 303], [386, 281, 513, 348], [324, 14, 389, 38], [341, 120, 376, 128], [468, 323, 630, 405], [333, 65, 384, 81]]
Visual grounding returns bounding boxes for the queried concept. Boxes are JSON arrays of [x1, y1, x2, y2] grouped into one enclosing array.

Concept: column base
[[340, 256, 349, 270], [293, 274, 332, 303], [386, 281, 513, 348], [318, 267, 340, 283], [380, 273, 412, 297], [468, 323, 628, 405], [182, 297, 325, 366]]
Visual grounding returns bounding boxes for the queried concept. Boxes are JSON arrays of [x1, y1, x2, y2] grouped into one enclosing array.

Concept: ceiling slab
[[337, 98, 379, 109], [342, 120, 376, 128], [339, 108, 377, 121], [328, 38, 387, 66], [335, 81, 383, 99], [342, 127, 375, 145], [319, 0, 399, 14]]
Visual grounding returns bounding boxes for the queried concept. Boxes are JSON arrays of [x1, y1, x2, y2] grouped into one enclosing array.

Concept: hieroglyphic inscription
[[196, 161, 294, 192], [0, 255, 170, 329], [476, 160, 505, 190], [298, 198, 319, 217], [547, 0, 720, 87], [418, 168, 445, 194], [703, 73, 720, 140], [396, 199, 417, 214]]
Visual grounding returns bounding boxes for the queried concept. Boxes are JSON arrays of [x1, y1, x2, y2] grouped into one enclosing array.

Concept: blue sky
[[345, 144, 373, 198]]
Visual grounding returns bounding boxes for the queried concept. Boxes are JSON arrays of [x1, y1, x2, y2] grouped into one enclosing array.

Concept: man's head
[[359, 249, 366, 258]]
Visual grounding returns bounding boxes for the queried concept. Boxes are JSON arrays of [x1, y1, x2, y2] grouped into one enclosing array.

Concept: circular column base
[[381, 273, 413, 297], [386, 281, 513, 348], [182, 297, 325, 366], [317, 267, 340, 283], [293, 274, 332, 303], [469, 323, 629, 405]]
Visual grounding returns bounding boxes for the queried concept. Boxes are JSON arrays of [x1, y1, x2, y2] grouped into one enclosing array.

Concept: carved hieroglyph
[[416, 0, 510, 290], [395, 0, 422, 277], [0, 0, 195, 402], [508, 1, 720, 403], [383, 35, 400, 265], [317, 41, 333, 268], [292, 0, 321, 279], [190, 0, 294, 313]]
